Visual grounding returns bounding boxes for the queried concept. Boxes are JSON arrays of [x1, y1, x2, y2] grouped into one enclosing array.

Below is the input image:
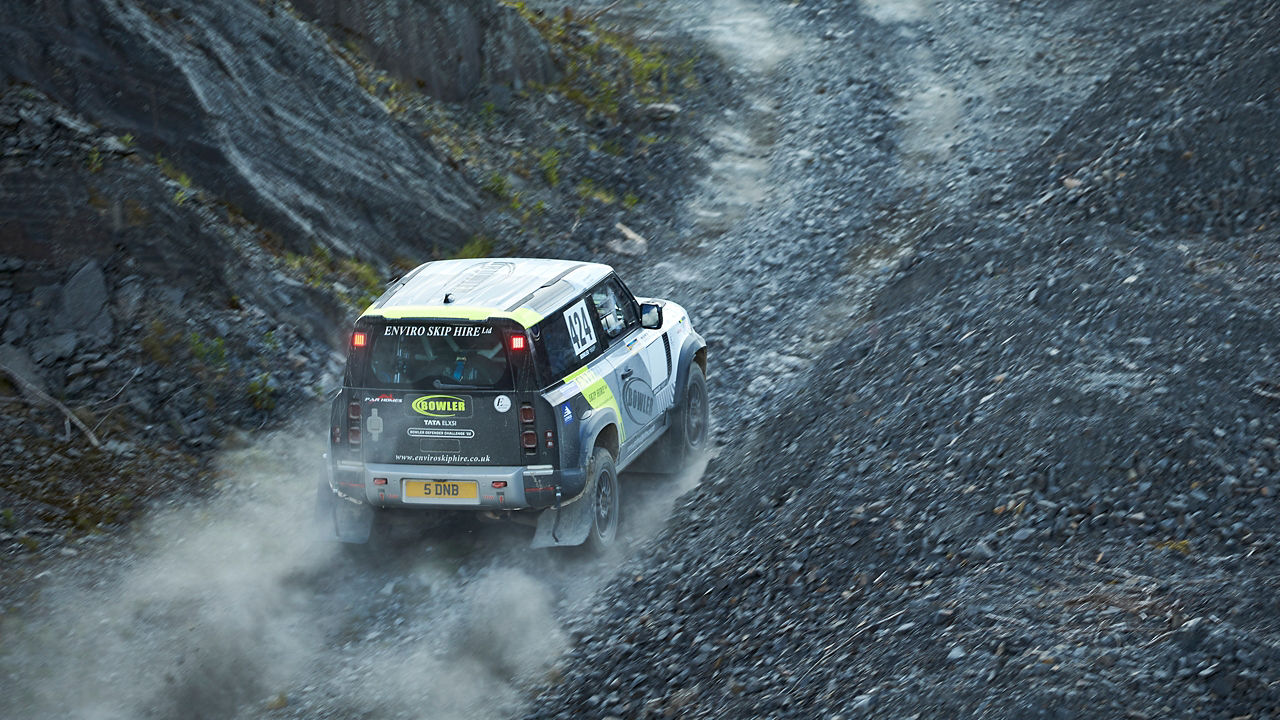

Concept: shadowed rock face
[[0, 0, 525, 261], [292, 0, 558, 103]]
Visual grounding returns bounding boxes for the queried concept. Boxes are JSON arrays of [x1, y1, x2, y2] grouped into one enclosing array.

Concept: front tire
[[667, 362, 709, 464], [586, 447, 619, 551]]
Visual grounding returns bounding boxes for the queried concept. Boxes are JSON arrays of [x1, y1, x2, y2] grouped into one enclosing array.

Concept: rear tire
[[585, 447, 619, 551]]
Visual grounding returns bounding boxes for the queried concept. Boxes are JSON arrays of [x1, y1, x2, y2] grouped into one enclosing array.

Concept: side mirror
[[640, 302, 663, 329]]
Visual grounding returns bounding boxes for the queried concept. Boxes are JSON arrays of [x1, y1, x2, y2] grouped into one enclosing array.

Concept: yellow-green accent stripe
[[564, 365, 625, 443]]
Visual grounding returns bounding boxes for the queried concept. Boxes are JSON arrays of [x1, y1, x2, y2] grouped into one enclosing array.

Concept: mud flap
[[316, 480, 375, 544], [530, 495, 592, 548]]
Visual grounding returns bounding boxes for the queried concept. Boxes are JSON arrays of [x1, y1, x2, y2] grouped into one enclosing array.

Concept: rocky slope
[[1, 0, 485, 260], [0, 0, 713, 563], [524, 1, 1280, 718]]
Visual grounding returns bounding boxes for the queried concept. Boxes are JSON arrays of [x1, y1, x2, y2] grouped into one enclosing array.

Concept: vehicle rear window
[[356, 323, 513, 390]]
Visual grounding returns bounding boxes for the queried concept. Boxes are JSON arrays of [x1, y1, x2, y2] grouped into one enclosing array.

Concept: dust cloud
[[0, 433, 333, 719], [1, 429, 696, 719]]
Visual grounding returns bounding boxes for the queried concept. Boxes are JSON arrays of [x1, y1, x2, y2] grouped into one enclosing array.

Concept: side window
[[533, 297, 603, 381], [590, 277, 639, 342]]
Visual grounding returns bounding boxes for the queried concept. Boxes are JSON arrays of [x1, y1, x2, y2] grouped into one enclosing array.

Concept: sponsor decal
[[407, 427, 475, 439], [394, 453, 493, 464], [383, 325, 492, 338], [410, 394, 472, 418], [384, 325, 426, 336], [561, 402, 574, 424], [621, 376, 657, 425], [493, 395, 512, 413], [585, 381, 611, 407], [367, 394, 403, 404]]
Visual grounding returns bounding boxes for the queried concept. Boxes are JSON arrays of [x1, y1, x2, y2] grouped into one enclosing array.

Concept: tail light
[[520, 402, 536, 454], [348, 401, 362, 447]]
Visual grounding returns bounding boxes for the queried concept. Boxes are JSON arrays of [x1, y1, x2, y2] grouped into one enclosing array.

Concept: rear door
[[351, 320, 525, 466]]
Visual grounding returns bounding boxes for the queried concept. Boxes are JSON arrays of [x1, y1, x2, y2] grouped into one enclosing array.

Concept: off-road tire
[[666, 362, 709, 466], [586, 447, 620, 551]]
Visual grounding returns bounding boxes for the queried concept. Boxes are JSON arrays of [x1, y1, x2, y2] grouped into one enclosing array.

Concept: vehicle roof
[[359, 258, 613, 327]]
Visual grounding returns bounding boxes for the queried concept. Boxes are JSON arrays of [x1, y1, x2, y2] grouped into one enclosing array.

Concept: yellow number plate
[[404, 480, 478, 504]]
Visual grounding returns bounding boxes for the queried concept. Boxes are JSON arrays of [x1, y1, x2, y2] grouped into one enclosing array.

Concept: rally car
[[316, 258, 708, 549]]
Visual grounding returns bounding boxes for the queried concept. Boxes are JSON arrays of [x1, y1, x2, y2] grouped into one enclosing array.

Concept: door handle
[[620, 368, 634, 379]]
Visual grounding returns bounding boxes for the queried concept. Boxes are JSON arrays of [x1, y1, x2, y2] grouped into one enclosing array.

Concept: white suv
[[317, 258, 708, 549]]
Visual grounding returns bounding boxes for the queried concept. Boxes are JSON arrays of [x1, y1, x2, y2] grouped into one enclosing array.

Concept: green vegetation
[[1155, 539, 1193, 555], [538, 148, 562, 186], [155, 154, 195, 205], [247, 372, 276, 411], [483, 172, 512, 199], [86, 146, 104, 173], [454, 235, 494, 259], [480, 101, 498, 129], [188, 332, 228, 369], [284, 245, 384, 309], [156, 154, 192, 188], [575, 178, 617, 205], [503, 1, 697, 120]]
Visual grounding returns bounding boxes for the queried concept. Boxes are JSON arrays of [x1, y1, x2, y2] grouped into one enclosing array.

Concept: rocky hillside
[[0, 0, 714, 559], [524, 1, 1280, 718]]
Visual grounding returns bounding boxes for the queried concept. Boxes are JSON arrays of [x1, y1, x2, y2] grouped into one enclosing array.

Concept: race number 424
[[564, 299, 597, 357]]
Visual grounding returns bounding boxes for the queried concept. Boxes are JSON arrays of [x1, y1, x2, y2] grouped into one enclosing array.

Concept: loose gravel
[[524, 1, 1280, 719]]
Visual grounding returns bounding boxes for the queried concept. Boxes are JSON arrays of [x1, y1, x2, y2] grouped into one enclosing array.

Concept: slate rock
[[29, 333, 77, 365], [61, 263, 108, 325], [113, 277, 145, 323], [0, 344, 47, 398], [60, 260, 113, 344], [3, 309, 30, 344], [1174, 618, 1209, 653]]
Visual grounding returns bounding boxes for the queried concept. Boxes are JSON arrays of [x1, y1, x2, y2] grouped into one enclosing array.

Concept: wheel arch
[[672, 331, 708, 408], [592, 422, 620, 462]]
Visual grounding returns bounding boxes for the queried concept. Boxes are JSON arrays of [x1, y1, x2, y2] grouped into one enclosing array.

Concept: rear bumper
[[329, 461, 584, 510]]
